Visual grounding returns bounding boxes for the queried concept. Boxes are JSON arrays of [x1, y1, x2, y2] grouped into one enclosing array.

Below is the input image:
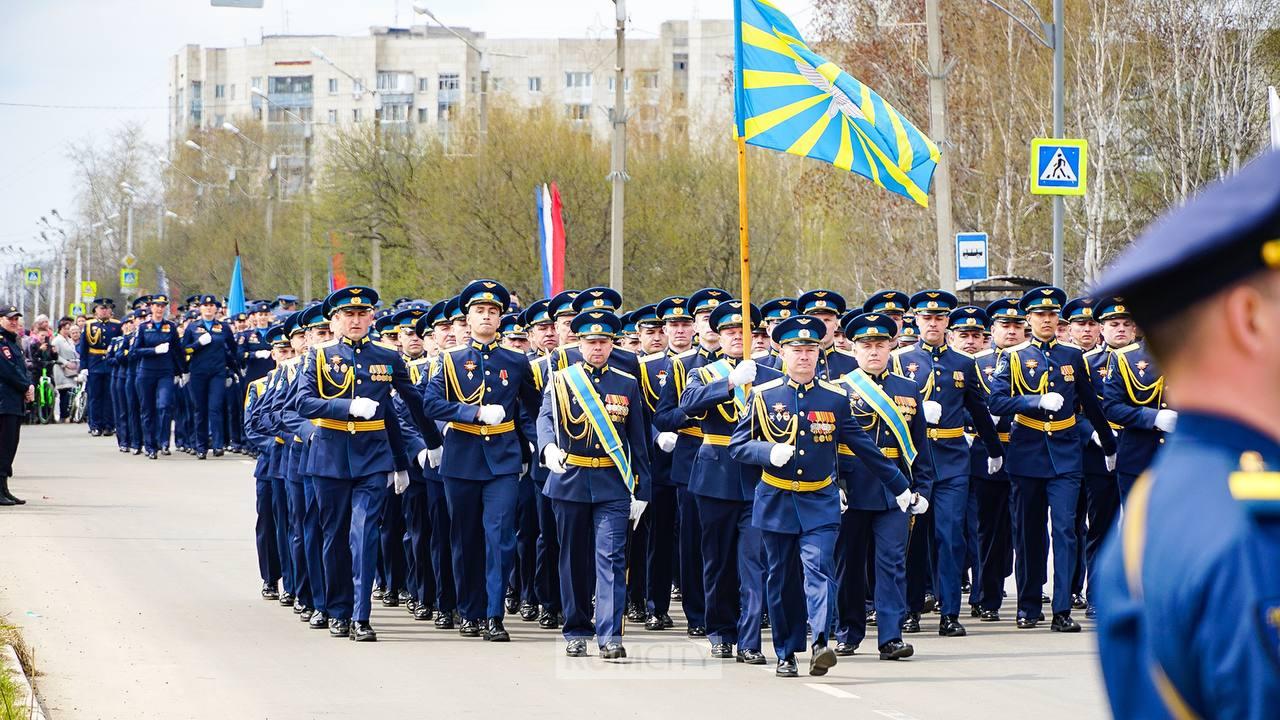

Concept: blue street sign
[[1030, 138, 1088, 196], [956, 232, 988, 282]]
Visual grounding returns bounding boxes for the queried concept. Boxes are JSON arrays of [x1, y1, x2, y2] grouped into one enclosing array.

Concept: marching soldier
[[107, 315, 135, 453], [132, 295, 182, 459], [537, 309, 651, 659], [181, 295, 238, 460], [796, 289, 855, 380], [635, 302, 678, 631], [756, 298, 796, 369], [523, 299, 564, 629], [77, 298, 121, 436], [245, 323, 290, 600], [498, 311, 539, 618]]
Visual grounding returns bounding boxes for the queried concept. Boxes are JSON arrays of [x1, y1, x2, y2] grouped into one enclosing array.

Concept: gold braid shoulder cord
[[441, 351, 485, 405], [552, 371, 591, 442], [315, 346, 354, 400]]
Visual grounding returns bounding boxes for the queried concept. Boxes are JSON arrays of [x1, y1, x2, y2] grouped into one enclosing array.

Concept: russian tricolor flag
[[536, 183, 566, 298]]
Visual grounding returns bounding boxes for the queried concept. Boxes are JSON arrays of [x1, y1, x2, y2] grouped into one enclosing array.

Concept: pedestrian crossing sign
[[23, 268, 41, 286], [69, 302, 86, 316], [1030, 138, 1088, 196], [120, 268, 139, 292]]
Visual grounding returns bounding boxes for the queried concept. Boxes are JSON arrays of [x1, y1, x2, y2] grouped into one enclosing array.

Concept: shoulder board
[[753, 377, 785, 392], [443, 345, 468, 354], [1083, 345, 1105, 359], [750, 350, 771, 360], [674, 348, 698, 360], [314, 339, 340, 350], [974, 348, 994, 358], [108, 318, 121, 324], [889, 371, 915, 384], [281, 356, 301, 368], [1113, 342, 1141, 355], [1006, 340, 1031, 353], [407, 356, 431, 367], [373, 340, 398, 352], [86, 318, 99, 325], [948, 347, 975, 359], [890, 345, 914, 357], [817, 379, 848, 396], [610, 368, 637, 381], [250, 377, 270, 393], [833, 347, 856, 359], [640, 351, 666, 363]]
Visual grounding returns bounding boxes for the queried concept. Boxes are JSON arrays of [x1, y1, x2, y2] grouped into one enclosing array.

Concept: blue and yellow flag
[[733, 0, 940, 207]]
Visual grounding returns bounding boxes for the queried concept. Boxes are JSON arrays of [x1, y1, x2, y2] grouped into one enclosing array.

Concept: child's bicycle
[[33, 366, 56, 424], [70, 382, 87, 423]]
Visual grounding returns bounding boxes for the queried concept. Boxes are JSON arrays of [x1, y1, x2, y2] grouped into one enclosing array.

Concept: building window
[[438, 102, 455, 121], [565, 71, 591, 88], [268, 76, 313, 94], [250, 76, 262, 93], [383, 104, 408, 123], [418, 77, 431, 93], [328, 109, 338, 124], [418, 107, 429, 123], [674, 54, 688, 72], [328, 78, 338, 94], [354, 79, 365, 94], [268, 105, 312, 123], [606, 76, 631, 92], [214, 84, 225, 99], [566, 103, 590, 121], [230, 84, 237, 101], [528, 76, 542, 93], [353, 108, 362, 122], [214, 114, 225, 128], [639, 71, 659, 89], [439, 73, 460, 91], [377, 72, 412, 93]]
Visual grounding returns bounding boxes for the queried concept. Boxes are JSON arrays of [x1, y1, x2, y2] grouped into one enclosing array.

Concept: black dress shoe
[[537, 610, 560, 630], [980, 609, 1001, 622], [504, 589, 519, 615], [939, 615, 967, 637], [435, 612, 455, 630], [1051, 612, 1081, 633], [90, 428, 101, 437], [382, 592, 400, 608], [922, 592, 938, 613], [1016, 616, 1039, 629], [372, 586, 385, 601], [671, 585, 682, 602], [776, 655, 798, 678], [736, 649, 766, 664], [901, 612, 920, 634], [660, 613, 674, 629], [299, 608, 314, 622], [565, 639, 588, 657], [279, 593, 295, 607], [260, 582, 278, 600], [961, 579, 972, 594], [760, 611, 770, 630], [687, 625, 707, 638], [626, 603, 646, 623], [147, 451, 158, 460], [1071, 593, 1088, 610], [483, 617, 510, 642], [309, 612, 329, 629], [519, 602, 538, 621], [132, 448, 142, 455], [1084, 604, 1097, 619], [710, 642, 734, 659], [867, 609, 877, 626], [414, 605, 434, 621], [293, 599, 306, 613], [196, 451, 206, 460], [102, 429, 114, 437], [458, 619, 481, 637], [0, 494, 16, 507], [350, 621, 377, 642], [1041, 592, 1051, 604], [644, 613, 665, 631], [160, 448, 171, 456], [212, 449, 224, 457], [878, 639, 915, 660], [405, 598, 418, 615], [834, 641, 857, 656], [970, 604, 983, 618], [808, 644, 837, 676], [329, 618, 351, 637], [600, 641, 627, 659]]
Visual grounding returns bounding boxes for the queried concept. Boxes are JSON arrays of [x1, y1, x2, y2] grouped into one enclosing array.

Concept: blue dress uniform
[[181, 296, 239, 458], [370, 313, 409, 605], [1102, 334, 1171, 500], [77, 299, 122, 435], [536, 310, 651, 657], [969, 313, 1016, 620], [295, 287, 429, 640], [423, 280, 542, 638], [123, 306, 147, 454], [987, 287, 1116, 629], [240, 303, 276, 384], [107, 329, 133, 451], [256, 324, 299, 608], [680, 301, 780, 661], [891, 295, 1004, 632], [796, 289, 857, 381], [243, 328, 284, 599], [520, 301, 563, 629], [654, 288, 728, 636], [834, 313, 934, 657], [415, 306, 460, 628], [755, 298, 797, 370], [634, 306, 679, 629], [131, 295, 183, 458], [730, 315, 912, 677]]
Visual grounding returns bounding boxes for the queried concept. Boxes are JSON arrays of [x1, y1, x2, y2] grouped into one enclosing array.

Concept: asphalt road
[[0, 423, 1111, 719]]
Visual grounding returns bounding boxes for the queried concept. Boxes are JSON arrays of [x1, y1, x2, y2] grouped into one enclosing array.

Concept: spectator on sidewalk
[[53, 317, 81, 422]]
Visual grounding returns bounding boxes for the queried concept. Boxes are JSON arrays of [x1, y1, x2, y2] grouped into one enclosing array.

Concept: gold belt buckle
[[591, 457, 601, 468], [480, 425, 490, 436], [791, 480, 800, 491], [928, 428, 936, 440], [347, 421, 356, 434], [1043, 421, 1052, 432]]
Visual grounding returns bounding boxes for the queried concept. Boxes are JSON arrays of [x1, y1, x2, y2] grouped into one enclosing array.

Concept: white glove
[[895, 489, 913, 513], [923, 400, 942, 424], [656, 431, 678, 453], [154, 342, 170, 355], [1105, 454, 1117, 472], [990, 414, 1001, 425], [543, 445, 568, 474], [629, 499, 648, 528], [1091, 431, 1102, 448], [416, 449, 429, 468], [910, 493, 929, 515], [386, 473, 395, 488], [728, 359, 757, 386], [392, 470, 410, 495], [197, 332, 212, 346], [839, 488, 848, 515], [964, 433, 974, 447], [1038, 392, 1064, 412], [349, 397, 379, 419], [476, 404, 506, 425], [1154, 409, 1177, 433], [181, 373, 191, 387], [987, 456, 1003, 475], [768, 443, 794, 467], [254, 349, 272, 359], [224, 376, 233, 387], [78, 370, 88, 382], [427, 446, 443, 468]]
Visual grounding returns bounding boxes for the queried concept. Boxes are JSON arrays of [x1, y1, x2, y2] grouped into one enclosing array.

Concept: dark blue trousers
[[965, 481, 981, 606], [314, 473, 386, 622], [443, 475, 517, 619], [534, 480, 562, 614], [906, 510, 935, 613], [932, 475, 970, 616], [271, 476, 294, 595], [87, 371, 113, 431], [762, 524, 837, 660], [552, 497, 629, 644], [695, 494, 764, 651], [380, 487, 406, 596], [302, 475, 327, 615], [135, 372, 174, 452], [426, 478, 457, 613], [676, 485, 706, 627], [512, 474, 539, 605], [975, 480, 1012, 611], [124, 373, 142, 449], [837, 508, 908, 648], [644, 484, 677, 615], [225, 376, 243, 449], [286, 477, 310, 608], [255, 476, 281, 585], [110, 374, 129, 448], [402, 481, 436, 608], [1011, 473, 1080, 618], [1072, 471, 1120, 598], [187, 372, 226, 453]]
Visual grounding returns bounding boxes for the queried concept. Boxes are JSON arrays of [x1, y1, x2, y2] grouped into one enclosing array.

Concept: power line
[[0, 101, 169, 111]]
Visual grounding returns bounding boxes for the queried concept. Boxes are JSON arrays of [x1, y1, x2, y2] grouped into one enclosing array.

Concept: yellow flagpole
[[736, 134, 751, 334]]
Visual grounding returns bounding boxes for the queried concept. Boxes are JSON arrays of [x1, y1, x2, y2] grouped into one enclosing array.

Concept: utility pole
[[371, 107, 383, 290], [1050, 0, 1065, 287], [924, 0, 956, 292], [608, 0, 627, 295]]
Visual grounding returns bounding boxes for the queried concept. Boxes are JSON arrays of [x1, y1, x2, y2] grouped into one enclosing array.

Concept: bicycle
[[70, 382, 87, 423], [34, 366, 56, 425]]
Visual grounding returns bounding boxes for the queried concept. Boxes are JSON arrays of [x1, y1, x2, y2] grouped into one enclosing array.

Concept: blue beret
[[909, 290, 957, 315], [549, 290, 580, 318], [521, 299, 553, 327], [323, 286, 379, 318], [986, 298, 1024, 321], [657, 295, 692, 321], [630, 303, 661, 327], [1095, 297, 1131, 321], [570, 310, 621, 339], [572, 286, 623, 314], [761, 298, 797, 322], [843, 312, 897, 341], [948, 305, 990, 331], [771, 315, 825, 346], [863, 290, 909, 315], [709, 300, 761, 332], [1062, 297, 1099, 322], [459, 279, 509, 311], [1020, 286, 1067, 313], [688, 288, 730, 315], [797, 289, 846, 316], [499, 312, 527, 337]]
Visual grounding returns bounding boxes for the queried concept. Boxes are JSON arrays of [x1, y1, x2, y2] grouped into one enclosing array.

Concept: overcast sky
[[0, 0, 812, 260]]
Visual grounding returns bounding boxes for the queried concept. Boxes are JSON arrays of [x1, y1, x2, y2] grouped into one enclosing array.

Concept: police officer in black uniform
[[0, 304, 33, 506]]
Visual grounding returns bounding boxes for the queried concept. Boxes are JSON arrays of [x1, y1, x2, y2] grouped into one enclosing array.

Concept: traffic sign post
[[80, 280, 97, 304], [69, 302, 87, 317], [23, 268, 41, 287], [120, 268, 139, 293], [956, 232, 989, 282], [1030, 138, 1088, 196]]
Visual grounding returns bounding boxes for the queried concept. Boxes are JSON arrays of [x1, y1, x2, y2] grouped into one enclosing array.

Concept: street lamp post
[[223, 122, 279, 244], [607, 0, 628, 295], [252, 86, 315, 300]]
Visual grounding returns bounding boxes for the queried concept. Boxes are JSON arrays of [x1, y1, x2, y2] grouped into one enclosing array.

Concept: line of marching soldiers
[[157, 278, 1168, 678], [77, 293, 287, 459]]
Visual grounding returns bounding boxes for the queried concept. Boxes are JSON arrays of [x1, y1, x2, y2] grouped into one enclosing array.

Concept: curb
[[0, 644, 45, 720]]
